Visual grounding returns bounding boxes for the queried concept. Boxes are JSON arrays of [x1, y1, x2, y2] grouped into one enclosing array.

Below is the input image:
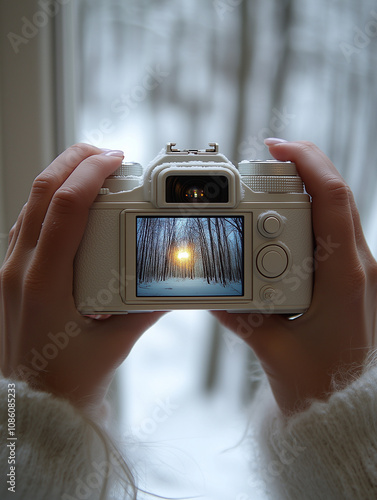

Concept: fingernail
[[264, 138, 288, 146], [101, 149, 124, 158]]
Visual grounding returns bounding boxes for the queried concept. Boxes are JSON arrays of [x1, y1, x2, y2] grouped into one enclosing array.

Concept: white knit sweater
[[0, 378, 133, 500], [251, 361, 377, 499], [1, 363, 377, 499]]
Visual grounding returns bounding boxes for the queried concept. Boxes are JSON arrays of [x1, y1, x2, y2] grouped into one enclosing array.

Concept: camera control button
[[257, 212, 284, 238], [262, 251, 285, 274], [260, 286, 279, 302], [257, 245, 288, 278], [263, 216, 280, 235]]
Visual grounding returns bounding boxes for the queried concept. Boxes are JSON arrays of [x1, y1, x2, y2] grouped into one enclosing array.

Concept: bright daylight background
[[1, 0, 377, 499]]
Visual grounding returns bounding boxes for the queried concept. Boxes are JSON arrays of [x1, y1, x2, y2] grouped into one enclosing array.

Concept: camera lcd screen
[[136, 216, 244, 297]]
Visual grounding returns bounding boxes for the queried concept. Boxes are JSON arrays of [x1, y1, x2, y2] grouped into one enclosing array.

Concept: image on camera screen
[[136, 216, 244, 297]]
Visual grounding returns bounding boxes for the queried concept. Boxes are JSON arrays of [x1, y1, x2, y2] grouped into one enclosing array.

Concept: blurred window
[[1, 1, 375, 498], [70, 1, 377, 498]]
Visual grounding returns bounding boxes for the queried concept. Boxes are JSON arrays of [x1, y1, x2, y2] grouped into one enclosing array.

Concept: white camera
[[74, 143, 313, 314]]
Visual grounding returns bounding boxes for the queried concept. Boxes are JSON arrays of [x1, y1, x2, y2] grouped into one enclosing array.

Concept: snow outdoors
[[136, 216, 244, 296]]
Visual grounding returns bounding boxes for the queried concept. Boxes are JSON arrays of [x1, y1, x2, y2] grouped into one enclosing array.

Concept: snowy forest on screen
[[136, 217, 243, 296]]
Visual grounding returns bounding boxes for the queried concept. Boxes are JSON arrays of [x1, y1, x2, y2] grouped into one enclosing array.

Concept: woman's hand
[[0, 144, 164, 414], [213, 140, 377, 414]]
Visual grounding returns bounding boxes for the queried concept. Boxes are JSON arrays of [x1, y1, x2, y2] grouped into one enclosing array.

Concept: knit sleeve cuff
[[0, 377, 128, 499], [251, 359, 377, 499]]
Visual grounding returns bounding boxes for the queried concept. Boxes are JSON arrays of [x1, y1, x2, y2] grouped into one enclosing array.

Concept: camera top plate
[[166, 142, 219, 154]]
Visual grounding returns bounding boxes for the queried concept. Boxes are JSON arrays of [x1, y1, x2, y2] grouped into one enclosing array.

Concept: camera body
[[74, 143, 313, 314]]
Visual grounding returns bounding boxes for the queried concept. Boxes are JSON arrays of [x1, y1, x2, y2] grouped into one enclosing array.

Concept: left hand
[[0, 144, 164, 414]]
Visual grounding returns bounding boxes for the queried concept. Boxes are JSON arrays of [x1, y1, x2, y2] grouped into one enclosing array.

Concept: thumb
[[265, 140, 353, 246]]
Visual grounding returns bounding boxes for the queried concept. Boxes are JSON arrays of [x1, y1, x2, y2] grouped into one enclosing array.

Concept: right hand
[[213, 140, 377, 414]]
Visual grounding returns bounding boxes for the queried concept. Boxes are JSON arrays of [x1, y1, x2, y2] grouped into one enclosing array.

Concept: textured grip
[[239, 175, 304, 193], [111, 162, 143, 177], [238, 160, 304, 193]]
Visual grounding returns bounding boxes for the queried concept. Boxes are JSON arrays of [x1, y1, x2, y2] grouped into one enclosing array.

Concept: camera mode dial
[[238, 160, 304, 193], [100, 162, 143, 194], [110, 162, 143, 177]]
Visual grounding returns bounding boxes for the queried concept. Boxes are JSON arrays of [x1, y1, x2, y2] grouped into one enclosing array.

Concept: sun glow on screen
[[177, 250, 190, 260]]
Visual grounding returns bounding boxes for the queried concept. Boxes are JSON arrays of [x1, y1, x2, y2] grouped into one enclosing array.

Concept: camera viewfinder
[[166, 175, 229, 203]]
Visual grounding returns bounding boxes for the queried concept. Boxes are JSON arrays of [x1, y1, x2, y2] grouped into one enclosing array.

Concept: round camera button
[[262, 251, 285, 274], [257, 245, 288, 278], [260, 286, 279, 302], [263, 216, 281, 235], [257, 212, 284, 238]]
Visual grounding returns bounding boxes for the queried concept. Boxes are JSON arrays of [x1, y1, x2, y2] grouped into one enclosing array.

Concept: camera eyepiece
[[165, 175, 229, 203]]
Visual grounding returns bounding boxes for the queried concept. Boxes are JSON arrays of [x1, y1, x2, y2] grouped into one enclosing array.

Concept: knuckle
[[7, 203, 27, 243], [295, 141, 321, 159], [32, 172, 57, 196], [51, 185, 84, 215], [8, 221, 18, 238], [8, 227, 15, 244], [322, 177, 351, 206], [0, 263, 20, 293], [343, 262, 367, 302], [352, 264, 367, 289], [52, 186, 81, 212], [66, 143, 97, 163], [23, 268, 45, 297], [84, 154, 107, 169], [296, 140, 317, 152]]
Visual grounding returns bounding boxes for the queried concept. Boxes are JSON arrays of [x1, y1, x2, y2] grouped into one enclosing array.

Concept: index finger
[[15, 143, 104, 252], [33, 150, 124, 283]]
